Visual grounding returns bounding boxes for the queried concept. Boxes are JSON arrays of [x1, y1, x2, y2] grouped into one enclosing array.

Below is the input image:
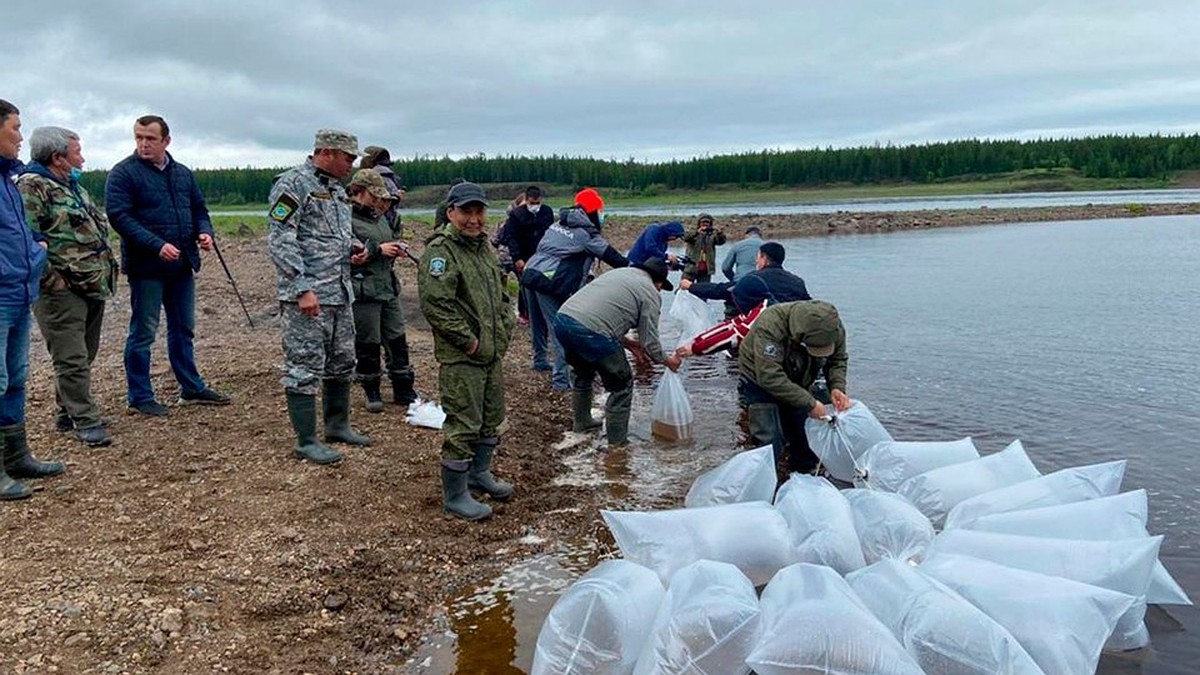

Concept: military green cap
[[350, 169, 395, 200], [314, 129, 358, 155], [801, 304, 841, 357]]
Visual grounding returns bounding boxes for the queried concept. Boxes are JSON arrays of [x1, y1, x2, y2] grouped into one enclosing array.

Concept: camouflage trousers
[[280, 302, 355, 395], [438, 359, 505, 461]]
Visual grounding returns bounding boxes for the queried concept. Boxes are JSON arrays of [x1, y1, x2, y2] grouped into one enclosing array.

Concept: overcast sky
[[6, 1, 1198, 171]]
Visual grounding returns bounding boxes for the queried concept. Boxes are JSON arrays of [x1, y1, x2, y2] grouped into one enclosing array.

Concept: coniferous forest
[[79, 134, 1200, 206]]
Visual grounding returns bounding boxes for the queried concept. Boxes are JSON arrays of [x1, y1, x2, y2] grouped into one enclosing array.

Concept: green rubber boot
[[2, 424, 65, 479], [468, 438, 514, 501], [604, 386, 633, 447], [571, 389, 603, 433], [322, 380, 371, 446], [442, 460, 492, 520], [286, 392, 343, 465], [0, 465, 31, 501], [361, 378, 384, 414]]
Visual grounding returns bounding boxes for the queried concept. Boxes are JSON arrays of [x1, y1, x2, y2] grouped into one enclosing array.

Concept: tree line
[[78, 134, 1200, 206]]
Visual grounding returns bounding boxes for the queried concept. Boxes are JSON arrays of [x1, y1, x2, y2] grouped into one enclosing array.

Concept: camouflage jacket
[[417, 224, 515, 366], [17, 163, 117, 299], [350, 204, 401, 301], [266, 160, 355, 305], [739, 300, 848, 412], [683, 227, 727, 277]]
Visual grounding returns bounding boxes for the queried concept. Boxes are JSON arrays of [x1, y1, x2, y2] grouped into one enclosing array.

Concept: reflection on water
[[415, 215, 1200, 674]]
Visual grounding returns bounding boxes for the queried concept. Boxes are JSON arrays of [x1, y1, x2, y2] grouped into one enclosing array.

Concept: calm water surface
[[411, 215, 1200, 674]]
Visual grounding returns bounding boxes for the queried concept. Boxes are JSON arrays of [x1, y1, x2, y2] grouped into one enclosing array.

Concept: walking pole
[[211, 239, 255, 328]]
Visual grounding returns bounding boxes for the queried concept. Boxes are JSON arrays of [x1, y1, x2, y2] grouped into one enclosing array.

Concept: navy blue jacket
[[105, 152, 214, 279], [627, 221, 685, 266], [0, 157, 46, 307], [687, 263, 810, 313]]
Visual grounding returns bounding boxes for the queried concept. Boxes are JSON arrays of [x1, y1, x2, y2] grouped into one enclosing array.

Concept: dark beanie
[[759, 242, 786, 265]]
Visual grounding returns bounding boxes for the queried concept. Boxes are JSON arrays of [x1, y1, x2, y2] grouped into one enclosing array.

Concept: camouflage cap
[[314, 129, 358, 155], [362, 145, 391, 166], [350, 169, 395, 200]]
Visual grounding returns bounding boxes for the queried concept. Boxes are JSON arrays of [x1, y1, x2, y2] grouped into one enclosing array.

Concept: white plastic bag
[[404, 398, 445, 429], [650, 371, 694, 441], [860, 437, 979, 492], [669, 290, 716, 348], [632, 560, 761, 675], [685, 445, 776, 508], [960, 490, 1191, 605], [943, 459, 1126, 529], [843, 489, 935, 564], [926, 530, 1161, 650], [773, 473, 865, 574], [602, 502, 794, 587], [804, 399, 893, 482], [747, 563, 924, 675], [921, 553, 1137, 674], [846, 560, 1044, 674], [896, 440, 1041, 525], [532, 560, 665, 675]]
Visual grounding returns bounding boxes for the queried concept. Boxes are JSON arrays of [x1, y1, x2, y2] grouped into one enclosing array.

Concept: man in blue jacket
[[627, 220, 684, 267], [0, 99, 65, 501], [106, 115, 229, 416]]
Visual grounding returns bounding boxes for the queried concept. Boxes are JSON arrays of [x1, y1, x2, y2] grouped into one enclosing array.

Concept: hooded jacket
[[521, 207, 627, 303], [0, 156, 47, 307], [105, 151, 214, 279], [627, 221, 685, 266], [739, 300, 848, 413]]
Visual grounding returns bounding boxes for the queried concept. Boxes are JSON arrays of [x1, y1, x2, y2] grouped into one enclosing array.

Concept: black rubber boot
[[468, 438, 514, 501], [1, 424, 65, 479], [322, 380, 371, 446], [0, 465, 31, 501], [55, 408, 73, 433], [286, 391, 343, 465], [442, 460, 492, 520], [604, 386, 633, 447], [386, 335, 418, 405], [571, 388, 602, 433], [389, 372, 418, 406], [361, 378, 384, 414]]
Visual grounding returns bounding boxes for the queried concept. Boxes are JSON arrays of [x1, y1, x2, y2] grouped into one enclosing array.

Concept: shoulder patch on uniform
[[760, 341, 781, 360], [269, 193, 300, 224], [428, 257, 447, 277]]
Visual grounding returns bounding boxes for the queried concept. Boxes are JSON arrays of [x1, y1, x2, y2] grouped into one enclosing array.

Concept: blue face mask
[[598, 211, 606, 226], [69, 167, 83, 182]]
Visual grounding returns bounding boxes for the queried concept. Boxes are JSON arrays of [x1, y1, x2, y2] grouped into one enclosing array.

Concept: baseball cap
[[350, 169, 394, 200], [447, 181, 489, 207], [314, 129, 358, 156], [633, 257, 674, 292]]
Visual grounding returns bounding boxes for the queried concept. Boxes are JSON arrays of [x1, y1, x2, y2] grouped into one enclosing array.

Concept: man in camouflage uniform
[[418, 181, 515, 521], [738, 300, 853, 474], [267, 129, 371, 465], [17, 127, 118, 447], [682, 213, 727, 283]]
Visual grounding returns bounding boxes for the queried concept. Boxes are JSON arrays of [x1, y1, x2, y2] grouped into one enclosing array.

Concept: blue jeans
[[124, 275, 207, 405], [0, 303, 32, 426], [533, 291, 569, 388], [525, 285, 549, 369]]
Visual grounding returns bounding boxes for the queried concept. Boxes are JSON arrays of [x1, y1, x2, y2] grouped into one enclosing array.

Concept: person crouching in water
[[347, 169, 417, 412]]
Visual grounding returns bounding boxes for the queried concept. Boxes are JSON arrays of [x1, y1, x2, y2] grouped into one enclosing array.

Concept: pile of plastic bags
[[532, 400, 1191, 674]]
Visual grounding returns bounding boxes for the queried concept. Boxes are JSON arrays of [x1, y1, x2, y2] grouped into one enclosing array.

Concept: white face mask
[[526, 203, 542, 214]]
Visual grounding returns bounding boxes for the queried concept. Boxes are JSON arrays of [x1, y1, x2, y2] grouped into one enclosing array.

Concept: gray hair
[[29, 126, 80, 166]]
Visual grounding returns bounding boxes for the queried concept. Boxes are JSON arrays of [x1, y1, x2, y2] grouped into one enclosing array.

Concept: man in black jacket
[[500, 186, 553, 328], [105, 115, 229, 416], [679, 242, 810, 313]]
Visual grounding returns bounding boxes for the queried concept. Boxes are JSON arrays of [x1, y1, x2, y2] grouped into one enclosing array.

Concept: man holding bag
[[554, 257, 682, 446]]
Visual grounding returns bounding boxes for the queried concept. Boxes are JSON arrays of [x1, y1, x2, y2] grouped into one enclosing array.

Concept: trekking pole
[[211, 239, 255, 328]]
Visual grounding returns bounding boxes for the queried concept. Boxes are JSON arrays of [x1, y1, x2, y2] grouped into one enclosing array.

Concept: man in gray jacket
[[554, 257, 682, 446], [721, 226, 763, 282]]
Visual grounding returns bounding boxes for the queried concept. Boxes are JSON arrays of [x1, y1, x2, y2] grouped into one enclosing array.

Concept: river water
[[410, 214, 1200, 674]]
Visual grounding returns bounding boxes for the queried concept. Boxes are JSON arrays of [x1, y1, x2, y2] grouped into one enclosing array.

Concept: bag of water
[[896, 440, 1041, 525], [773, 473, 866, 574], [685, 445, 776, 508], [650, 370, 694, 441], [843, 488, 935, 564], [804, 399, 892, 482], [943, 459, 1126, 529], [859, 437, 979, 492]]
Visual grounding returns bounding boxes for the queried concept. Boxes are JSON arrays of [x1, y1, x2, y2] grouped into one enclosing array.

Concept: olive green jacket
[[417, 224, 515, 365], [683, 227, 727, 278], [739, 300, 848, 412], [350, 206, 401, 301]]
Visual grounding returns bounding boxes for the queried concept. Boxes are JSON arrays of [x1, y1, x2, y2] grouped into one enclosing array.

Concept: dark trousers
[[34, 290, 106, 428], [739, 378, 819, 474], [555, 314, 633, 444], [124, 274, 206, 405]]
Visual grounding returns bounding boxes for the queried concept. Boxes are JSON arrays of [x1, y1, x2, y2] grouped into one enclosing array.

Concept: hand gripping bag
[[602, 502, 793, 587], [746, 563, 924, 675], [650, 371, 694, 441], [927, 529, 1162, 650], [843, 489, 935, 564], [960, 490, 1191, 605], [846, 560, 1044, 674], [774, 473, 866, 574], [532, 560, 665, 675], [921, 554, 1137, 673], [685, 445, 777, 508], [859, 437, 979, 492], [632, 560, 761, 675], [896, 440, 1041, 526], [943, 459, 1126, 529], [804, 399, 892, 482]]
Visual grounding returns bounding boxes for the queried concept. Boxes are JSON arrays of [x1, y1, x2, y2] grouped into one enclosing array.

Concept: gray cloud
[[6, 0, 1198, 170]]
